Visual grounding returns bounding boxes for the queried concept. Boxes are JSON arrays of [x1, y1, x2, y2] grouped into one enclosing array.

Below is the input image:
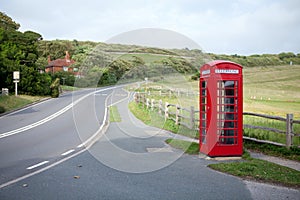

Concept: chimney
[[65, 51, 70, 62], [48, 55, 51, 64]]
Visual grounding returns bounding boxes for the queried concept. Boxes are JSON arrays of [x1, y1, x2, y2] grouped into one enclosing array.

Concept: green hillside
[[243, 65, 300, 118]]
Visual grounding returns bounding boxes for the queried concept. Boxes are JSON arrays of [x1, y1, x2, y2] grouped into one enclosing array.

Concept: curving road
[[0, 86, 119, 187]]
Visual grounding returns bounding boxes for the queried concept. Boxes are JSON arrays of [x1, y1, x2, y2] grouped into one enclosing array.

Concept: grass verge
[[244, 140, 300, 162], [109, 106, 121, 122], [61, 85, 80, 91], [165, 138, 199, 154], [128, 102, 198, 138], [0, 95, 46, 113], [208, 151, 300, 189]]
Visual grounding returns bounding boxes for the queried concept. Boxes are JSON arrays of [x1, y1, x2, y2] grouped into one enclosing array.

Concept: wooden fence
[[134, 92, 198, 130], [134, 92, 300, 148], [243, 112, 300, 148], [137, 89, 199, 98]]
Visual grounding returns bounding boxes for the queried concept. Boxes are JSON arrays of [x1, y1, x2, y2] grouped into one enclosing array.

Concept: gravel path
[[249, 151, 300, 171]]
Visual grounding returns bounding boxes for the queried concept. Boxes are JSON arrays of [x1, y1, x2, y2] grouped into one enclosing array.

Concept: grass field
[[135, 65, 300, 116], [243, 65, 300, 118], [132, 65, 300, 145]]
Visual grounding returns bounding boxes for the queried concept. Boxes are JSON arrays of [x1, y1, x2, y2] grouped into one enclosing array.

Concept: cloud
[[106, 28, 200, 49], [1, 0, 299, 55]]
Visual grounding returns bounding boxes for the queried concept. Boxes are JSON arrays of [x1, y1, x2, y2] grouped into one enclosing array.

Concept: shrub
[[0, 105, 5, 114]]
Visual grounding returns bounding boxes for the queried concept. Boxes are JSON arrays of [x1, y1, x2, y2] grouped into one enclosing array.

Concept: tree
[[0, 12, 20, 30], [0, 12, 51, 95]]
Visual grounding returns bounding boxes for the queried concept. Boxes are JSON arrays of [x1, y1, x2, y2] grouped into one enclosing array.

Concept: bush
[[0, 105, 5, 114], [50, 78, 60, 98]]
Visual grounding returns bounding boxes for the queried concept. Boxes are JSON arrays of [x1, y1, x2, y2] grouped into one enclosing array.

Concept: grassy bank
[[61, 85, 80, 92], [244, 140, 300, 161], [109, 106, 121, 122], [165, 138, 199, 154], [166, 137, 300, 188], [0, 95, 46, 114], [208, 151, 300, 189], [128, 102, 198, 139]]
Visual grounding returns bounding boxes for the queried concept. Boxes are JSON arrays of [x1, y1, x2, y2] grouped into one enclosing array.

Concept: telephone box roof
[[204, 60, 243, 68]]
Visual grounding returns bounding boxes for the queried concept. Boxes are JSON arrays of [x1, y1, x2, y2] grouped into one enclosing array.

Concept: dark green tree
[[0, 12, 51, 95]]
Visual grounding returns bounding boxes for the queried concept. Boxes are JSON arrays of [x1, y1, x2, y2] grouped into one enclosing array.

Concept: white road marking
[[0, 104, 73, 139], [61, 149, 75, 156], [0, 85, 127, 189], [77, 97, 110, 148], [108, 90, 130, 107], [0, 87, 115, 139], [26, 161, 49, 170]]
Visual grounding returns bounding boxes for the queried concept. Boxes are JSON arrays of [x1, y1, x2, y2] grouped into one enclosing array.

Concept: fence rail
[[135, 92, 197, 130], [134, 92, 299, 148]]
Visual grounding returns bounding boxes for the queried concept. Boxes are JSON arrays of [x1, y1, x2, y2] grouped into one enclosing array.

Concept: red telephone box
[[199, 60, 243, 157]]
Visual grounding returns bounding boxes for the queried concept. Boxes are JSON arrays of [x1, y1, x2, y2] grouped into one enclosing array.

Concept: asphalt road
[[0, 86, 117, 187]]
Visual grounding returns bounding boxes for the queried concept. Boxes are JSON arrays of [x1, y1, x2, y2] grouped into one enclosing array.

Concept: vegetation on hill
[[1, 12, 300, 96]]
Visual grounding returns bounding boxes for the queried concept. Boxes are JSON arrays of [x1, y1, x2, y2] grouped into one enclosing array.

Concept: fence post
[[134, 92, 138, 103], [151, 99, 155, 111], [175, 104, 180, 125], [146, 98, 150, 109], [142, 94, 146, 108], [286, 113, 293, 148], [165, 102, 169, 121], [138, 92, 141, 103], [159, 99, 162, 115], [190, 106, 195, 130]]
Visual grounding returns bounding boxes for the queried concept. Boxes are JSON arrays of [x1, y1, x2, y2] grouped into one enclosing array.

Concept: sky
[[1, 0, 300, 55]]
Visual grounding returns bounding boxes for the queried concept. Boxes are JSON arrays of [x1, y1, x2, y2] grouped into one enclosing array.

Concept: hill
[[36, 39, 300, 87]]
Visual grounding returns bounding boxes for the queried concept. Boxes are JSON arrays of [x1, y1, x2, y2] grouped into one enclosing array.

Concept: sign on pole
[[13, 71, 20, 96], [13, 71, 20, 80]]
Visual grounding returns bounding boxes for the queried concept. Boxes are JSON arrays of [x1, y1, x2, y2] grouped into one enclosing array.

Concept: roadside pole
[[13, 71, 20, 96]]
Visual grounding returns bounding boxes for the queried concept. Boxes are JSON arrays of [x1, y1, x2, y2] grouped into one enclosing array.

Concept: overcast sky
[[2, 0, 300, 55]]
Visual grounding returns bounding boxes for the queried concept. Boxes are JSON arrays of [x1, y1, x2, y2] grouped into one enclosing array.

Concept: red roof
[[205, 60, 243, 68], [46, 58, 75, 68], [46, 51, 75, 68]]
